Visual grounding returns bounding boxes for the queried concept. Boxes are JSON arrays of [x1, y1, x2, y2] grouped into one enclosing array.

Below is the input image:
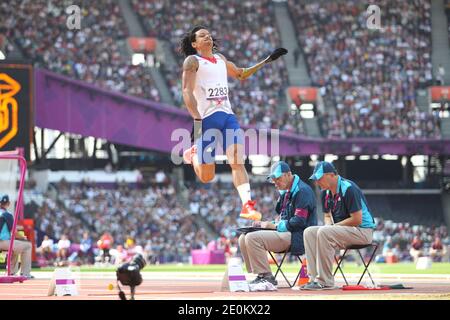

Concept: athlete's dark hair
[[179, 25, 219, 57]]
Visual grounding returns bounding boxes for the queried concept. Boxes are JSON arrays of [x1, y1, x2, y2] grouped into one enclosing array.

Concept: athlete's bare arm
[[182, 55, 201, 119]]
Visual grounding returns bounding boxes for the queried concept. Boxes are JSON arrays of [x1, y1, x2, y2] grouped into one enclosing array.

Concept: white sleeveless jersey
[[193, 54, 233, 119]]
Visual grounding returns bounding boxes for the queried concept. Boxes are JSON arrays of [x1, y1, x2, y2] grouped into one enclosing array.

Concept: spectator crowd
[[131, 0, 296, 132], [0, 0, 161, 101], [447, 1, 450, 51], [374, 218, 449, 263], [289, 0, 441, 139], [1, 0, 445, 138]]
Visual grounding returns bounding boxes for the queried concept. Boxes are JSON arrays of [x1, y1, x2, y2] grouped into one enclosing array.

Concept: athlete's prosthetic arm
[[237, 48, 288, 80]]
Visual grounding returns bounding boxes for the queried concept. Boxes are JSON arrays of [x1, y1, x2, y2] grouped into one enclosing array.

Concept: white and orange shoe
[[183, 145, 197, 164], [239, 200, 262, 221]]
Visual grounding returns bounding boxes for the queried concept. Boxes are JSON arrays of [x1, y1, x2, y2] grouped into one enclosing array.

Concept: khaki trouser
[[304, 226, 373, 286], [238, 230, 291, 275], [0, 239, 32, 276]]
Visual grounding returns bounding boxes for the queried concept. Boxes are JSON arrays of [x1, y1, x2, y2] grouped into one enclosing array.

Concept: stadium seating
[[446, 1, 450, 48], [288, 0, 441, 139], [0, 0, 161, 102], [1, 0, 444, 138], [366, 194, 445, 226], [130, 0, 301, 133]]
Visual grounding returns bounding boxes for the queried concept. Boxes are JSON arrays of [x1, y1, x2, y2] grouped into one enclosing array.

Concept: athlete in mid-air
[[180, 26, 287, 220]]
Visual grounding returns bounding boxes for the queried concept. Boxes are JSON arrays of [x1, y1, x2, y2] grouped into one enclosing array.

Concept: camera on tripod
[[116, 253, 146, 300]]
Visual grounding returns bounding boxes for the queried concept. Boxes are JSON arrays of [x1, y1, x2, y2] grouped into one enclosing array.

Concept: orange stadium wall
[[288, 87, 318, 106], [128, 37, 157, 53], [429, 86, 450, 102]]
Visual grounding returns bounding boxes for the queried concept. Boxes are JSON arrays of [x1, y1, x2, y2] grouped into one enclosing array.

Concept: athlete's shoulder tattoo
[[183, 55, 198, 72]]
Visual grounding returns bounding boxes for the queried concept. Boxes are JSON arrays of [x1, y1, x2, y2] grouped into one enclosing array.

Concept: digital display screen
[[0, 64, 32, 160]]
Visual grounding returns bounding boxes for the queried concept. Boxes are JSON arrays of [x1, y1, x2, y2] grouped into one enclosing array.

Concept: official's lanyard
[[280, 191, 290, 214], [325, 189, 341, 213], [280, 179, 294, 214], [331, 193, 340, 213]]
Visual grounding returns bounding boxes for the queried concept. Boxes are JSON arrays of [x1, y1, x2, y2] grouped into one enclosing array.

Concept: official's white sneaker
[[249, 280, 278, 292]]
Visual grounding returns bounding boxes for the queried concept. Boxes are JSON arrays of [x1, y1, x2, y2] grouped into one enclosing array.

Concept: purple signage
[[34, 69, 450, 156]]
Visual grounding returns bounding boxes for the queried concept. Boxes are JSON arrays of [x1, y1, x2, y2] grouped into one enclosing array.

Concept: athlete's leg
[[224, 115, 261, 220], [185, 112, 223, 183], [184, 146, 216, 183], [226, 143, 248, 193], [193, 162, 216, 183]]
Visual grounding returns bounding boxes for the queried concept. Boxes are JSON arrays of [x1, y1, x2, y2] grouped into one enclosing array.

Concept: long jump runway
[[0, 272, 449, 300]]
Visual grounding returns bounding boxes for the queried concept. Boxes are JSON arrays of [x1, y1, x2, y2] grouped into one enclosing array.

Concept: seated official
[[0, 195, 33, 279], [238, 161, 317, 286], [302, 161, 376, 290]]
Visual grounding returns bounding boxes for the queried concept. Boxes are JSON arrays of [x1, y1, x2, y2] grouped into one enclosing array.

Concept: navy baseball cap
[[309, 161, 337, 181], [0, 194, 9, 203], [267, 161, 291, 181]]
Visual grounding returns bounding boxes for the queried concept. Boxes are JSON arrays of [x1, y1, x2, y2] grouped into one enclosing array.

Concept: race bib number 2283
[[206, 86, 228, 100]]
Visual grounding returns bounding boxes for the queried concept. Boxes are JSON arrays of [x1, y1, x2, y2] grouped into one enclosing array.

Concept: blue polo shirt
[[273, 174, 318, 255], [320, 176, 375, 229], [0, 209, 14, 240], [275, 174, 317, 230]]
